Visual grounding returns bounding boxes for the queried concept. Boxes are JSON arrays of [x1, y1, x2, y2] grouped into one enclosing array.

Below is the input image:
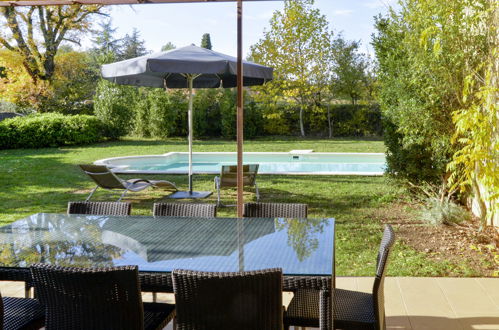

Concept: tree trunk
[[299, 105, 305, 137], [327, 104, 333, 138]]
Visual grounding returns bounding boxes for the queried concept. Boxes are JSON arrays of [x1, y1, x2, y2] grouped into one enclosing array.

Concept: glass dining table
[[0, 213, 335, 328]]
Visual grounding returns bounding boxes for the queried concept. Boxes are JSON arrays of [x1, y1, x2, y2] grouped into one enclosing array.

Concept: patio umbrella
[[101, 44, 273, 199]]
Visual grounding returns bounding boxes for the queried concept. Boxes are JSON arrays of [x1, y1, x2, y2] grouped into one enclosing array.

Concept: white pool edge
[[94, 152, 386, 176]]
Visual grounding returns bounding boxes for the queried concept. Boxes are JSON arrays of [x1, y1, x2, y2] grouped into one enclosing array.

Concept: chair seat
[[284, 288, 376, 330], [3, 297, 45, 330], [284, 289, 320, 328], [333, 288, 376, 329], [143, 302, 176, 330]]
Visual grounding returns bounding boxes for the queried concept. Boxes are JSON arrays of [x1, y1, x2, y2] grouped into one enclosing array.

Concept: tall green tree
[[90, 19, 121, 65], [331, 37, 369, 105], [120, 28, 148, 60], [250, 0, 333, 136], [161, 42, 176, 52], [200, 33, 212, 50]]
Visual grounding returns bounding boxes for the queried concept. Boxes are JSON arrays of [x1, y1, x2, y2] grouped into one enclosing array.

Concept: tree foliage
[[0, 5, 103, 110], [0, 5, 103, 82], [161, 42, 176, 52], [120, 28, 148, 60], [373, 0, 498, 226], [200, 33, 212, 50], [331, 37, 370, 105], [250, 0, 333, 136]]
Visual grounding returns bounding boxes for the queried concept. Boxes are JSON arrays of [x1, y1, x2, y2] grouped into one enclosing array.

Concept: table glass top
[[0, 213, 334, 276]]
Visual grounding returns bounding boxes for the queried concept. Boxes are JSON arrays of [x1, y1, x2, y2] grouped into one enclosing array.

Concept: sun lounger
[[79, 164, 177, 202]]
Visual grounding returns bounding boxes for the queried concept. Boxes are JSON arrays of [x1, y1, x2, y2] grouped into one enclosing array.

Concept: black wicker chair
[[172, 268, 283, 330], [243, 202, 308, 218], [30, 264, 175, 330], [153, 203, 216, 217], [284, 224, 395, 330], [67, 201, 131, 216], [1, 291, 45, 330]]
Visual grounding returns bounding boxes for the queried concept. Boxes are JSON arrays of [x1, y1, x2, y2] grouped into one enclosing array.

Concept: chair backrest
[[79, 164, 125, 190], [173, 268, 283, 330], [243, 202, 307, 218], [30, 264, 144, 330], [153, 203, 216, 217], [219, 164, 259, 188], [68, 201, 131, 216], [372, 224, 395, 330]]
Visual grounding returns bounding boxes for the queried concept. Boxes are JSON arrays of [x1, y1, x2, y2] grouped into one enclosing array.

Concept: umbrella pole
[[188, 74, 194, 194]]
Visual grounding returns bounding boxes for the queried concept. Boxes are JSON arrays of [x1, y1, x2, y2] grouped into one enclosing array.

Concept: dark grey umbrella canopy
[[101, 44, 273, 88]]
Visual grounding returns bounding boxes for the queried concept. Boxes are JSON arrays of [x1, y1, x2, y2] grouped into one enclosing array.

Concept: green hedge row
[[0, 113, 110, 149], [93, 81, 383, 139]]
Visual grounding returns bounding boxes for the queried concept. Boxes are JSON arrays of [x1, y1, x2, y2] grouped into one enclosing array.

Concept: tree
[[200, 33, 212, 50], [90, 19, 121, 65], [161, 42, 176, 52], [0, 5, 103, 83], [331, 37, 369, 105], [373, 0, 498, 227], [250, 0, 333, 136], [120, 28, 148, 60]]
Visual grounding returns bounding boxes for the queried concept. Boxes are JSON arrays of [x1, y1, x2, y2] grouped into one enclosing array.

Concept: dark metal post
[[236, 0, 244, 217]]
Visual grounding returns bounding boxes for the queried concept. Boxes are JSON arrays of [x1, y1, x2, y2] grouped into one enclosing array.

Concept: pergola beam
[[0, 0, 269, 6]]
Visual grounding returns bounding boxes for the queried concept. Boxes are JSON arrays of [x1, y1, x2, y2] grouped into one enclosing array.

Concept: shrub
[[93, 80, 136, 138], [193, 89, 223, 138], [149, 89, 187, 139], [383, 118, 447, 183], [420, 196, 470, 226], [0, 113, 109, 149], [219, 89, 264, 139]]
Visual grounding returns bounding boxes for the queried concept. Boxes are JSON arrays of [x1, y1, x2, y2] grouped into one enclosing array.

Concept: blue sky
[[88, 0, 396, 56]]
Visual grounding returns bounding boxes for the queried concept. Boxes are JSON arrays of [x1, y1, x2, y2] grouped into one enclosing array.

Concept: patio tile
[[436, 278, 499, 315], [355, 276, 374, 292], [456, 314, 499, 330], [475, 278, 499, 309], [335, 276, 357, 290], [397, 277, 456, 317]]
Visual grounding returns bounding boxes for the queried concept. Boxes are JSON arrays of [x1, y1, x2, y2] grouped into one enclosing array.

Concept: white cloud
[[332, 9, 354, 17]]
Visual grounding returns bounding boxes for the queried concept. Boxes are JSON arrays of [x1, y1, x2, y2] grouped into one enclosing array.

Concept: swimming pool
[[95, 152, 386, 175]]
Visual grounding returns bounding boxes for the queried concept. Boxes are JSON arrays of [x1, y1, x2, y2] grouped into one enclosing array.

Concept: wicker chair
[[284, 225, 395, 330], [30, 264, 175, 330], [153, 203, 216, 217], [0, 291, 45, 330], [243, 202, 308, 218], [172, 268, 283, 330], [67, 201, 132, 216]]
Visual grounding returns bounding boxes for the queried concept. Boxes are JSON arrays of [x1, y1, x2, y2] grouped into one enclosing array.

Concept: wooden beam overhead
[[0, 0, 271, 6]]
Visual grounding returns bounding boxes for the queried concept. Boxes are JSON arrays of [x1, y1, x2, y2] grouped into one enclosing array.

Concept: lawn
[[0, 136, 488, 276]]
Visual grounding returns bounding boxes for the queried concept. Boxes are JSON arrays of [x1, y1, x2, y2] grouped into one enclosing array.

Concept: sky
[[84, 0, 397, 57]]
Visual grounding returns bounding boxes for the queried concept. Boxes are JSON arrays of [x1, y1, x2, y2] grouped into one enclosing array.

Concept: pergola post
[[236, 0, 244, 218]]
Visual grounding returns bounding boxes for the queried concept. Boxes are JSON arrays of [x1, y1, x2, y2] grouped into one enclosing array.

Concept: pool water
[[95, 152, 386, 175]]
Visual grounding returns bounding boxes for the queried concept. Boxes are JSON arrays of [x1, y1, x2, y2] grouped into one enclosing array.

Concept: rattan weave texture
[[284, 224, 395, 330], [1, 294, 45, 330], [173, 268, 283, 330], [243, 202, 307, 218], [67, 201, 131, 216], [153, 203, 216, 217], [30, 264, 174, 330]]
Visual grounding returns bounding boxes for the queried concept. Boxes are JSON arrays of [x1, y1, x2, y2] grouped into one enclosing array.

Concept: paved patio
[[2, 277, 498, 329]]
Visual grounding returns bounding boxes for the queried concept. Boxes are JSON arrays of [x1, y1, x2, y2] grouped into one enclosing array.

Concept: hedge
[[0, 113, 110, 149]]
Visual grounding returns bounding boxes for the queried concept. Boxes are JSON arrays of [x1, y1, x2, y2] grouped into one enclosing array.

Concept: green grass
[[0, 136, 483, 276]]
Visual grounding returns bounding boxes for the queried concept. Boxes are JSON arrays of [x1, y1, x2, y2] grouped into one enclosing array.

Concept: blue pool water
[[96, 152, 386, 175]]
